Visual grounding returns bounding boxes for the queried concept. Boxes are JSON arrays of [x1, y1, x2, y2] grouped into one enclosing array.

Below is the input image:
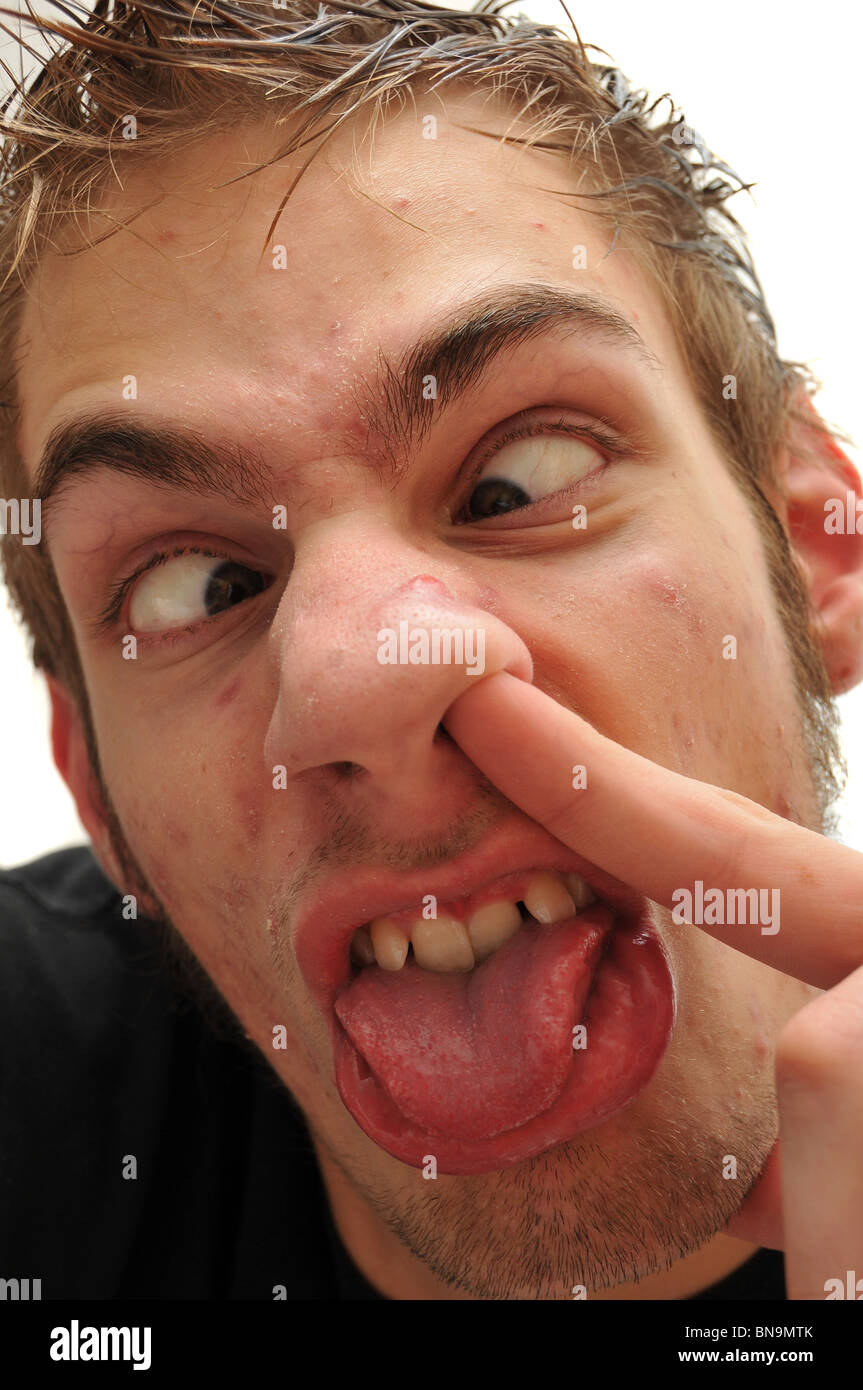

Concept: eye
[[462, 421, 608, 522], [129, 551, 269, 634]]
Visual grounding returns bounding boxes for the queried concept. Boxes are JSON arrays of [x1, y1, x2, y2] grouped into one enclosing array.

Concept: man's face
[[16, 89, 820, 1296]]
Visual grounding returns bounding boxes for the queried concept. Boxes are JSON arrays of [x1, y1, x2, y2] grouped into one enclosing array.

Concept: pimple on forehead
[[318, 403, 369, 446]]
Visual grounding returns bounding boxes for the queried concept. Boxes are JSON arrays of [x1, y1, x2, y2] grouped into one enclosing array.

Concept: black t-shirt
[[0, 847, 785, 1300]]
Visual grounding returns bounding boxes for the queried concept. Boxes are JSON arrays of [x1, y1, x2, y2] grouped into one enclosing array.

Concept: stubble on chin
[[311, 1057, 780, 1301]]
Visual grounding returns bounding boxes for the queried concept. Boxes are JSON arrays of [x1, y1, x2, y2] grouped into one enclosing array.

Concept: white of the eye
[[477, 434, 598, 500], [129, 553, 228, 633]]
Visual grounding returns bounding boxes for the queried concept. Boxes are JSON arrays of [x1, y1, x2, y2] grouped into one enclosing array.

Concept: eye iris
[[203, 560, 266, 616], [468, 477, 531, 520]]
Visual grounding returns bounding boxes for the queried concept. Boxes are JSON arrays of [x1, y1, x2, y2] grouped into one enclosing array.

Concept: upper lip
[[292, 815, 642, 1019]]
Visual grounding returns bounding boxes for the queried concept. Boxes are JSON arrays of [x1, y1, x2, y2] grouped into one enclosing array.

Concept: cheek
[[99, 670, 276, 901], [630, 548, 795, 766], [523, 531, 804, 811]]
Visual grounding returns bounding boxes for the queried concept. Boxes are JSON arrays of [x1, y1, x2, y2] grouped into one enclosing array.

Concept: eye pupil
[[204, 560, 266, 616], [468, 477, 531, 520]]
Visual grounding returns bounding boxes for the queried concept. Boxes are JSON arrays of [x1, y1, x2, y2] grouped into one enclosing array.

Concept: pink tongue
[[334, 918, 605, 1141]]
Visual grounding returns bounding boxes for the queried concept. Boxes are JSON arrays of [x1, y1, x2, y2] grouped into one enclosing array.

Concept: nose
[[263, 528, 533, 810]]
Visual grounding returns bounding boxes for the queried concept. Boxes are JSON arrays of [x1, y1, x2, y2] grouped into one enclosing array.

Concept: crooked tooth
[[467, 899, 522, 963], [350, 925, 375, 967], [523, 872, 576, 925], [411, 913, 475, 973], [565, 873, 597, 911], [369, 916, 409, 971]]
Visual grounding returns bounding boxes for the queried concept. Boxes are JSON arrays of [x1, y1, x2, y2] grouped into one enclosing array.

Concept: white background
[[2, 0, 862, 866]]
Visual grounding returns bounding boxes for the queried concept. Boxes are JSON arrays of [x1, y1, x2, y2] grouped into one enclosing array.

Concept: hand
[[443, 671, 863, 1301]]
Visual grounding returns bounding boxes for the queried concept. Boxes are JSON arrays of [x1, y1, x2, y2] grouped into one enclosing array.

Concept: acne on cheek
[[634, 566, 770, 776], [645, 571, 719, 644], [213, 673, 244, 709], [163, 821, 190, 852], [639, 569, 720, 691], [644, 563, 779, 680], [746, 998, 772, 1065]]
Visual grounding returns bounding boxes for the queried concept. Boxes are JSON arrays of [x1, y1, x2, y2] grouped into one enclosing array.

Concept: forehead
[[14, 87, 686, 475]]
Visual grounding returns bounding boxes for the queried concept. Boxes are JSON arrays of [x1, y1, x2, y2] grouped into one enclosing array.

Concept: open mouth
[[330, 867, 676, 1175]]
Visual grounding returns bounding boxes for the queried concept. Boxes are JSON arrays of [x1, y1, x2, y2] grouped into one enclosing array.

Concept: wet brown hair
[[0, 0, 850, 825]]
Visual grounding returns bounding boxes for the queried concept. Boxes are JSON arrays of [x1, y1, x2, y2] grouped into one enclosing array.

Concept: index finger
[[442, 672, 863, 990]]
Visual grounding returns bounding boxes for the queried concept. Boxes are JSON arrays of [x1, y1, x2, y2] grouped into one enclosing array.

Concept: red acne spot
[[649, 573, 698, 615], [221, 873, 253, 915], [531, 220, 546, 231], [392, 195, 411, 210], [215, 675, 243, 709], [473, 582, 504, 614], [395, 574, 452, 599], [774, 789, 804, 826], [647, 571, 706, 636], [243, 804, 262, 843], [651, 575, 685, 608]]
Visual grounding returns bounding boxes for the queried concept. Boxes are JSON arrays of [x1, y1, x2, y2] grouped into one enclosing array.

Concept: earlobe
[[769, 392, 863, 695], [45, 675, 127, 894]]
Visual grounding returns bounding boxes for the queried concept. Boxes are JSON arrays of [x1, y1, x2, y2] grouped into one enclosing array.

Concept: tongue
[[334, 917, 606, 1141]]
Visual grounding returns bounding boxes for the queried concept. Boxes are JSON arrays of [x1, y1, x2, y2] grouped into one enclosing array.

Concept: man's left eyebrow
[[361, 280, 662, 469]]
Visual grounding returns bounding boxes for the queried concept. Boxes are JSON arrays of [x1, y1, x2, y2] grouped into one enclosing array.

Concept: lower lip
[[331, 900, 676, 1175]]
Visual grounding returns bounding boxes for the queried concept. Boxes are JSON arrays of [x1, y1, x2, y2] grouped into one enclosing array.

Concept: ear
[[767, 391, 863, 695], [45, 674, 128, 898]]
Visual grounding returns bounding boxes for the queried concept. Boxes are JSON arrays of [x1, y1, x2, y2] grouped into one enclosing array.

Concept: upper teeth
[[350, 871, 597, 974]]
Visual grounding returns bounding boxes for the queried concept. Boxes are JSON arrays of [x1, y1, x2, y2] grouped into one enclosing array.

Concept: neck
[[313, 1139, 760, 1300]]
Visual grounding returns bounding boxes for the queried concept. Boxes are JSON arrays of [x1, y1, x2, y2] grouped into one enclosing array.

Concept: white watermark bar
[[0, 497, 41, 545], [671, 881, 780, 935], [377, 620, 485, 675]]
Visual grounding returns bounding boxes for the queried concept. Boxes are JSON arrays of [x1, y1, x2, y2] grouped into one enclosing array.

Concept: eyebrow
[[33, 282, 661, 528]]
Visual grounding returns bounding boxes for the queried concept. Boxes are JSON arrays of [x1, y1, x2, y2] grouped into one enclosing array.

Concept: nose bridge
[[263, 524, 532, 783], [274, 526, 452, 669]]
